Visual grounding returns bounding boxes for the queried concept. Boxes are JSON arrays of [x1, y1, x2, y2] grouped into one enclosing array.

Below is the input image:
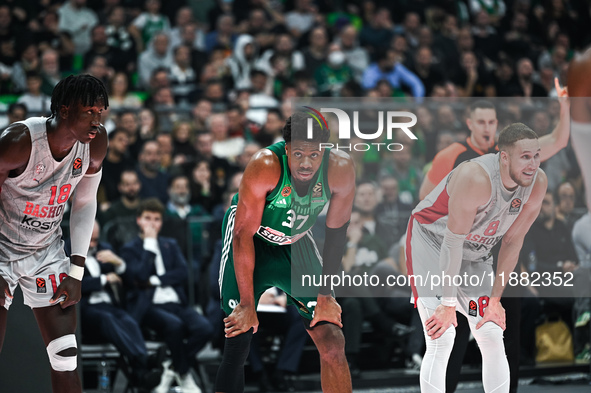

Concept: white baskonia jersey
[[0, 117, 90, 260], [411, 153, 537, 262]]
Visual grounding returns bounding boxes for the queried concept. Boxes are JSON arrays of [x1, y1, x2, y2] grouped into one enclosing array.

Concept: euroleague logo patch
[[281, 185, 292, 197], [72, 157, 83, 177], [509, 198, 522, 214], [36, 277, 47, 294], [468, 300, 477, 317]]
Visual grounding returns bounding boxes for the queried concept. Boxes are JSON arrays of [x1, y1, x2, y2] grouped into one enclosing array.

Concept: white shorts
[[0, 240, 69, 310], [407, 219, 493, 323]]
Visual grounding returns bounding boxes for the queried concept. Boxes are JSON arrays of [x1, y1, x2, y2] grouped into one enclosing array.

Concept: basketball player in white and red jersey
[[406, 123, 547, 393], [568, 49, 591, 212], [0, 74, 108, 392]]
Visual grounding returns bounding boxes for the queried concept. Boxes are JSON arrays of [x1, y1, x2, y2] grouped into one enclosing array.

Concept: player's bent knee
[[46, 334, 78, 372], [472, 321, 503, 343]]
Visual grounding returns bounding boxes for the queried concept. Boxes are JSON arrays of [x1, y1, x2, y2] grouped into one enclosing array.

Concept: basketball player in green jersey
[[215, 112, 355, 393]]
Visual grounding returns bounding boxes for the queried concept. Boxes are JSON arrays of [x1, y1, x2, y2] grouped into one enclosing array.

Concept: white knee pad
[[46, 334, 78, 372]]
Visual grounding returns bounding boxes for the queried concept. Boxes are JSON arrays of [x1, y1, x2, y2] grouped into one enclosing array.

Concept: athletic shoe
[[176, 371, 202, 393], [153, 360, 175, 393]]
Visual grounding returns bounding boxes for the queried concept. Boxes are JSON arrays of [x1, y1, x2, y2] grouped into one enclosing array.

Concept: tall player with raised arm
[[0, 74, 108, 392]]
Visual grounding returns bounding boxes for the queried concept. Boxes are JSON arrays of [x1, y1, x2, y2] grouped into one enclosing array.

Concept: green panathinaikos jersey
[[231, 141, 331, 246]]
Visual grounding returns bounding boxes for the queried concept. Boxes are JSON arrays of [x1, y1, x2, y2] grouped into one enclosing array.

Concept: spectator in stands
[[502, 11, 533, 60], [226, 34, 259, 90], [315, 43, 354, 97], [85, 54, 114, 87], [39, 48, 63, 96], [169, 45, 199, 106], [137, 140, 170, 205], [302, 26, 329, 78], [493, 58, 520, 96], [138, 32, 174, 89], [408, 46, 446, 97], [117, 110, 142, 160], [129, 0, 171, 52], [515, 57, 547, 98], [521, 190, 577, 312], [174, 23, 207, 78], [256, 108, 284, 147], [169, 6, 204, 51], [171, 121, 197, 165], [555, 181, 581, 232], [138, 107, 161, 143], [58, 0, 98, 55], [375, 176, 413, 246], [2, 102, 27, 130], [17, 71, 51, 114], [362, 49, 425, 98], [11, 43, 40, 93], [379, 130, 423, 204], [188, 158, 223, 213], [73, 221, 163, 392], [164, 174, 209, 283], [468, 0, 506, 24], [101, 128, 134, 206], [84, 24, 123, 73], [285, 0, 317, 38], [100, 169, 143, 249], [204, 14, 237, 53], [337, 25, 369, 83], [256, 33, 305, 76], [359, 7, 395, 54], [452, 51, 496, 97], [209, 113, 245, 162], [105, 6, 137, 74], [471, 10, 502, 64], [108, 72, 143, 110], [394, 12, 422, 49], [190, 99, 212, 133], [121, 199, 213, 393], [192, 131, 233, 195]]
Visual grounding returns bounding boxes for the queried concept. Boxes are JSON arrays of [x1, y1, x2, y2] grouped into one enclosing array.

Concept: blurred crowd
[[0, 0, 590, 389]]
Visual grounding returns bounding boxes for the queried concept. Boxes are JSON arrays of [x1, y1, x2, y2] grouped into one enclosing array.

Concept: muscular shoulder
[[241, 148, 281, 193], [0, 123, 32, 169], [448, 162, 491, 205], [327, 149, 355, 193]]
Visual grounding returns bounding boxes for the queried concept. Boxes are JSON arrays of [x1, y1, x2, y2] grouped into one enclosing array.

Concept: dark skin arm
[[224, 149, 280, 338], [0, 124, 33, 306], [50, 125, 108, 309], [310, 150, 356, 329]]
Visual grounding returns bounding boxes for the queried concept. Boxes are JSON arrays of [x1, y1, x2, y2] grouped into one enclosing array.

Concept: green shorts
[[219, 205, 323, 320]]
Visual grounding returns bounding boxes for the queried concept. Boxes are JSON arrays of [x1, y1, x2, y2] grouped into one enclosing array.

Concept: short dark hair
[[497, 122, 538, 152], [282, 111, 329, 143], [108, 127, 127, 141], [469, 100, 496, 113], [8, 102, 27, 116], [50, 74, 108, 116], [168, 174, 188, 188], [136, 198, 165, 217]]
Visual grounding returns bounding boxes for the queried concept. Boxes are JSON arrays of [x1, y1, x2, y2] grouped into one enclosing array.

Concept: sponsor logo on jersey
[[281, 185, 292, 197], [256, 226, 306, 245], [275, 198, 287, 206], [33, 163, 46, 184], [72, 157, 83, 177], [312, 182, 322, 198], [22, 202, 64, 219], [468, 300, 477, 317], [509, 198, 522, 214], [36, 278, 46, 293]]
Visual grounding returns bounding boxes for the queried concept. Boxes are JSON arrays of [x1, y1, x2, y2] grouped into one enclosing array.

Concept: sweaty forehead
[[472, 108, 497, 120], [513, 138, 540, 153]]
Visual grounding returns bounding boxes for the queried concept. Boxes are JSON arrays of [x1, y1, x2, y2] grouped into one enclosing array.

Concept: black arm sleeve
[[319, 221, 350, 295]]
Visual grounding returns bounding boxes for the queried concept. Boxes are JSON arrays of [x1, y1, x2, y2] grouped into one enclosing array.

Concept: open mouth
[[298, 171, 313, 179]]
